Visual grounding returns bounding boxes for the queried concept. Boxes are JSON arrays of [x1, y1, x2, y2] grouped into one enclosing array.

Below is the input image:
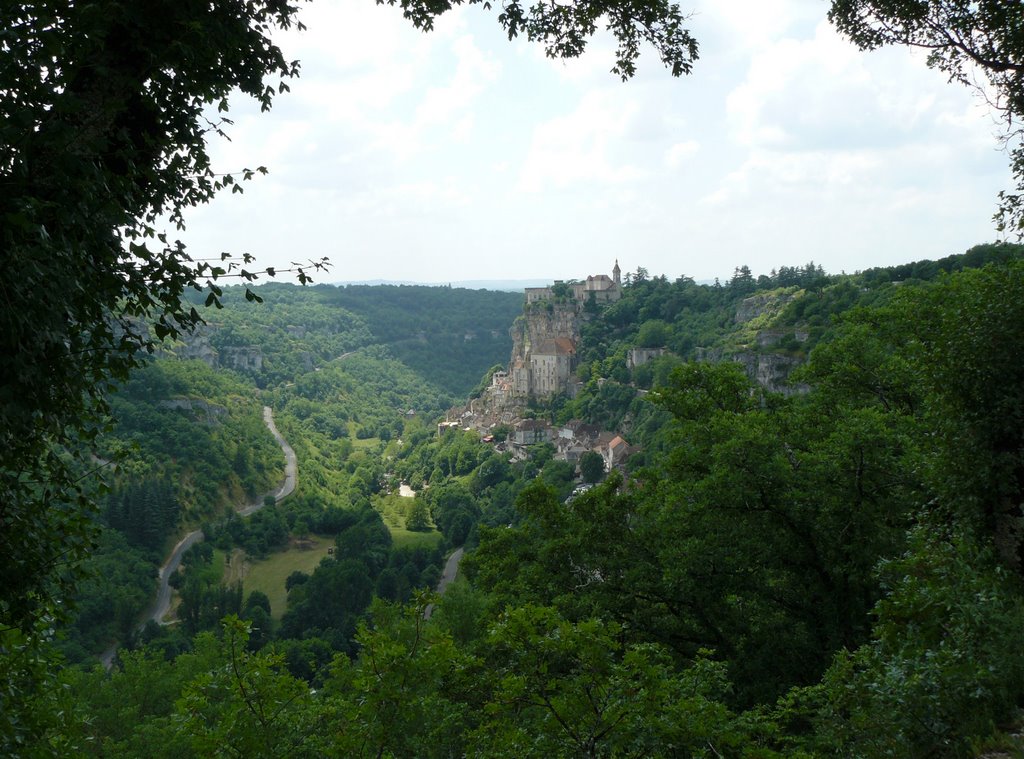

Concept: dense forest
[[4, 244, 1023, 757], [180, 283, 524, 397]]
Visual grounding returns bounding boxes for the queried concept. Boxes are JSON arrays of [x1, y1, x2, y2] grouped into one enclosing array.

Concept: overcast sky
[[177, 0, 1014, 286]]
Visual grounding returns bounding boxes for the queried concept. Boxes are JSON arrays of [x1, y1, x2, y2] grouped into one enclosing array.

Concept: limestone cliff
[[162, 325, 264, 373], [734, 289, 798, 324], [509, 303, 583, 362], [508, 302, 585, 401], [694, 346, 807, 396], [690, 288, 810, 395]]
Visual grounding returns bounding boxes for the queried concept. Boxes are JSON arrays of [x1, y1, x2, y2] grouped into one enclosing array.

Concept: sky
[[177, 0, 1015, 286]]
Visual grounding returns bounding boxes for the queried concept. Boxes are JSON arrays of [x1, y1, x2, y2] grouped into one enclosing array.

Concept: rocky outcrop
[[220, 346, 263, 372], [732, 351, 808, 395], [171, 326, 219, 368], [157, 398, 228, 424], [755, 329, 809, 348], [734, 290, 797, 324], [508, 303, 585, 401], [694, 347, 808, 395], [511, 303, 584, 354], [159, 325, 264, 373]]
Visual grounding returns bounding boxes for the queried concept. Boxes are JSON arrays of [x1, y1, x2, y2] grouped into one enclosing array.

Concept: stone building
[[600, 435, 630, 471], [627, 347, 665, 369], [512, 419, 554, 445], [528, 338, 576, 397], [571, 260, 622, 304], [524, 261, 622, 307]]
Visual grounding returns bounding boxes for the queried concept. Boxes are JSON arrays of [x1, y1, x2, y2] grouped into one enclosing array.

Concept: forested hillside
[[12, 246, 1024, 757], [50, 284, 520, 664], [558, 243, 1024, 462], [181, 283, 523, 397], [56, 359, 284, 663]]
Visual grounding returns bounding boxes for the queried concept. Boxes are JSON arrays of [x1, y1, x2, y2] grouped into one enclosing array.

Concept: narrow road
[[100, 406, 294, 668], [145, 530, 204, 631], [240, 406, 297, 515], [423, 547, 464, 620]]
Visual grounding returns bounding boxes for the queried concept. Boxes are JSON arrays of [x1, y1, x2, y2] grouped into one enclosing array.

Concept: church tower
[[612, 259, 621, 286]]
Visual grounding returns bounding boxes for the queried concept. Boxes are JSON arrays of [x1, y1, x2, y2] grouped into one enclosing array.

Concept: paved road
[[423, 547, 464, 620], [100, 406, 294, 668], [147, 531, 204, 626], [240, 407, 297, 515]]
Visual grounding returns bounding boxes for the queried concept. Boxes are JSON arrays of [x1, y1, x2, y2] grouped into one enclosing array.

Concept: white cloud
[[693, 0, 821, 55], [665, 140, 700, 168], [722, 19, 1001, 155], [180, 2, 1014, 285], [345, 178, 473, 219], [517, 91, 647, 192], [415, 34, 502, 127]]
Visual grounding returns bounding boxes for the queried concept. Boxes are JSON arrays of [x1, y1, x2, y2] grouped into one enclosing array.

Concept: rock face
[[163, 325, 264, 373], [508, 303, 585, 401], [220, 346, 263, 372], [172, 326, 219, 367], [732, 351, 808, 395], [512, 303, 583, 348], [755, 329, 809, 348], [734, 291, 797, 324], [691, 289, 808, 395], [694, 347, 808, 395], [157, 398, 228, 424]]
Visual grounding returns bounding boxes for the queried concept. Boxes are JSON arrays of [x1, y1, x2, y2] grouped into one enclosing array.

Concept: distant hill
[[181, 282, 524, 398], [329, 279, 556, 291]]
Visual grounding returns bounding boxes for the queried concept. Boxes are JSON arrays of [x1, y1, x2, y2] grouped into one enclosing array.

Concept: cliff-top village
[[441, 262, 640, 476]]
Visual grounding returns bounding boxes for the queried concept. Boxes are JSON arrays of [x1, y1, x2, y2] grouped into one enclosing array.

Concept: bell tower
[[612, 259, 621, 286]]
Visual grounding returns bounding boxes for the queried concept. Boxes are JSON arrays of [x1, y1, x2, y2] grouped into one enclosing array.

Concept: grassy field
[[235, 536, 335, 619], [223, 494, 443, 619], [347, 422, 380, 450], [373, 491, 444, 550], [375, 491, 429, 528], [390, 525, 444, 550]]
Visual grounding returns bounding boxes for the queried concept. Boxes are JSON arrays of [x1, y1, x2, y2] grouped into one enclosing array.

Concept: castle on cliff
[[507, 261, 623, 402], [523, 260, 622, 306]]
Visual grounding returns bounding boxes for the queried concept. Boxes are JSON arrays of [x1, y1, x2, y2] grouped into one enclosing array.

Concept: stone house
[[570, 260, 622, 304], [559, 419, 600, 444], [529, 338, 577, 398], [513, 419, 554, 446], [556, 437, 591, 464]]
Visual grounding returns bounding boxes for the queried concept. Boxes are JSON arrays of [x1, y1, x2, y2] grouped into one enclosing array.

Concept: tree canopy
[[0, 3, 703, 749], [1, 0, 311, 635]]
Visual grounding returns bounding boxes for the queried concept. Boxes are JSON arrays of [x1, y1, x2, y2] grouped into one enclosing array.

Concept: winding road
[[241, 407, 297, 514], [100, 406, 295, 668]]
